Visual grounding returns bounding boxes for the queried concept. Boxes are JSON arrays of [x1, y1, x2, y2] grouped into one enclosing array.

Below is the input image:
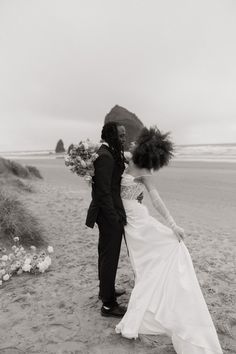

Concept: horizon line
[[1, 141, 236, 153]]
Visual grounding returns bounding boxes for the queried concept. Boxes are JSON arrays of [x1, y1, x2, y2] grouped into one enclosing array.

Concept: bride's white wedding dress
[[115, 173, 223, 354]]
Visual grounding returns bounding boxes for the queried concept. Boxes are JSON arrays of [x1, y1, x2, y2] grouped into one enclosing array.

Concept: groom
[[86, 121, 127, 317]]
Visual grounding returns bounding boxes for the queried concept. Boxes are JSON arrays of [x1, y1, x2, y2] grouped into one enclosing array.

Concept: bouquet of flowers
[[64, 139, 100, 184], [0, 237, 54, 286]]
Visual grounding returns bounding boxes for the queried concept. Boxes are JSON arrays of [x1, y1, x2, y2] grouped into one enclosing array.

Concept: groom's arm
[[94, 153, 120, 224]]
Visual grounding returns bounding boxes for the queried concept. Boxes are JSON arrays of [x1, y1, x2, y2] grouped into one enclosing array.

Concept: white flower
[[2, 255, 8, 261], [12, 245, 17, 251], [37, 262, 46, 273], [30, 246, 37, 251], [86, 160, 92, 168], [45, 256, 51, 266], [15, 261, 21, 268], [13, 237, 19, 242], [22, 264, 32, 272], [8, 253, 15, 261], [0, 269, 6, 276], [10, 264, 17, 271], [24, 257, 32, 265], [83, 142, 89, 150], [3, 274, 10, 281], [84, 175, 92, 183], [91, 153, 98, 162], [47, 246, 54, 254], [80, 160, 86, 168], [37, 256, 51, 273]]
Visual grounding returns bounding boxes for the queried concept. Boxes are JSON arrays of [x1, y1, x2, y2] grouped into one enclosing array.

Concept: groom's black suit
[[86, 144, 126, 307]]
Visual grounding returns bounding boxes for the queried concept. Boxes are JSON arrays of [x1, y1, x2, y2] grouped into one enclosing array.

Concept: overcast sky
[[0, 0, 236, 151]]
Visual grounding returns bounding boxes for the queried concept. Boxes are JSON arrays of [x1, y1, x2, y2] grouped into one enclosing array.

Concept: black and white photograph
[[0, 1, 235, 353]]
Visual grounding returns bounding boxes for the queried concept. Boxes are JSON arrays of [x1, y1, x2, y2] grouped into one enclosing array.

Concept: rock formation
[[55, 139, 65, 153], [104, 105, 144, 150], [67, 144, 74, 154]]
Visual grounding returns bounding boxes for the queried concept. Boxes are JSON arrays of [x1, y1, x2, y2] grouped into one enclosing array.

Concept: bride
[[115, 127, 223, 354]]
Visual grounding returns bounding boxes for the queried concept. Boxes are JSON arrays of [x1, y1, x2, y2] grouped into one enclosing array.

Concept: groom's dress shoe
[[101, 304, 126, 318], [98, 288, 126, 300]]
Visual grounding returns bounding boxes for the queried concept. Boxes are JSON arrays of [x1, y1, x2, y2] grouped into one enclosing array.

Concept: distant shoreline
[[1, 154, 236, 164], [1, 142, 236, 163], [7, 158, 236, 172], [1, 141, 236, 154], [176, 142, 236, 147]]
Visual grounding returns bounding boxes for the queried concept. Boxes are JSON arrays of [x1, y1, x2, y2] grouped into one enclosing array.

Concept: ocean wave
[[174, 144, 236, 162]]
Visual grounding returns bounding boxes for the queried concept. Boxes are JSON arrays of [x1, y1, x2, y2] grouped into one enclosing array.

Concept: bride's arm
[[141, 175, 185, 242]]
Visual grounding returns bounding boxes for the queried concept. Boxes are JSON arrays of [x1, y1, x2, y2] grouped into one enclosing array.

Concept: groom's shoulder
[[97, 144, 113, 158]]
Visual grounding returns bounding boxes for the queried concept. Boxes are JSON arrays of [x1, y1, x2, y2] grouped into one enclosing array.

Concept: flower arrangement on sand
[[0, 237, 54, 286], [64, 140, 100, 184]]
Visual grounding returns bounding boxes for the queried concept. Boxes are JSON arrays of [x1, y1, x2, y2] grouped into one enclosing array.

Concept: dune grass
[[0, 157, 43, 179], [0, 190, 45, 247], [25, 165, 43, 179], [0, 158, 45, 247], [9, 178, 34, 192], [0, 176, 34, 193]]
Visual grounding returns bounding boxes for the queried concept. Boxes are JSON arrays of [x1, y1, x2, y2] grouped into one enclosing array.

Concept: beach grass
[[0, 158, 45, 247], [0, 156, 43, 179], [0, 189, 45, 247]]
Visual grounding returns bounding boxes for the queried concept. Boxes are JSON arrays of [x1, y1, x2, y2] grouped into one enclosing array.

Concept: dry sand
[[0, 158, 235, 354]]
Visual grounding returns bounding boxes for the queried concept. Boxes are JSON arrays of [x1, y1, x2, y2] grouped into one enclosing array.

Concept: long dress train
[[115, 174, 223, 354]]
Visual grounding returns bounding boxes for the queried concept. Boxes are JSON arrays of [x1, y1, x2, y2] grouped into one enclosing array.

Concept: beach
[[0, 158, 236, 353]]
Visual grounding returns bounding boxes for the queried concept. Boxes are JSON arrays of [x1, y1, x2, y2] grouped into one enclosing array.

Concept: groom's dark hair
[[101, 121, 124, 167]]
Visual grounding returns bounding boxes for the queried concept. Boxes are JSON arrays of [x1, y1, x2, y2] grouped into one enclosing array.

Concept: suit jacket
[[85, 144, 126, 228]]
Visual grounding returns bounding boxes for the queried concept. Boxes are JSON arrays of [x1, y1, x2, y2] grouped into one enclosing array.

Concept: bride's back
[[121, 162, 151, 200], [125, 160, 151, 181]]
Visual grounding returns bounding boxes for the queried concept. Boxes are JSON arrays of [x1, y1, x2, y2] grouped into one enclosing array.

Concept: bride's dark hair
[[132, 126, 174, 170]]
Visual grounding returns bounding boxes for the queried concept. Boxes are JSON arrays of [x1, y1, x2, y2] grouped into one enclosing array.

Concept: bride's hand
[[172, 225, 185, 242]]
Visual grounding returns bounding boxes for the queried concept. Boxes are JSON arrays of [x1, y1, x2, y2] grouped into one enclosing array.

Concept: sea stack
[[104, 105, 144, 150], [55, 139, 65, 153]]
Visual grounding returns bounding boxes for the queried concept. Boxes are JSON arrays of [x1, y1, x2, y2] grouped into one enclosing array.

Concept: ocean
[[174, 143, 236, 163], [1, 143, 236, 163]]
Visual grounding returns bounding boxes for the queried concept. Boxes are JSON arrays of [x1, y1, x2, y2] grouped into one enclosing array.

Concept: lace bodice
[[121, 173, 145, 200]]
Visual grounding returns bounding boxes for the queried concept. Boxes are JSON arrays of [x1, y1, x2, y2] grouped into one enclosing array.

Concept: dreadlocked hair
[[101, 122, 124, 168], [132, 126, 174, 170]]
